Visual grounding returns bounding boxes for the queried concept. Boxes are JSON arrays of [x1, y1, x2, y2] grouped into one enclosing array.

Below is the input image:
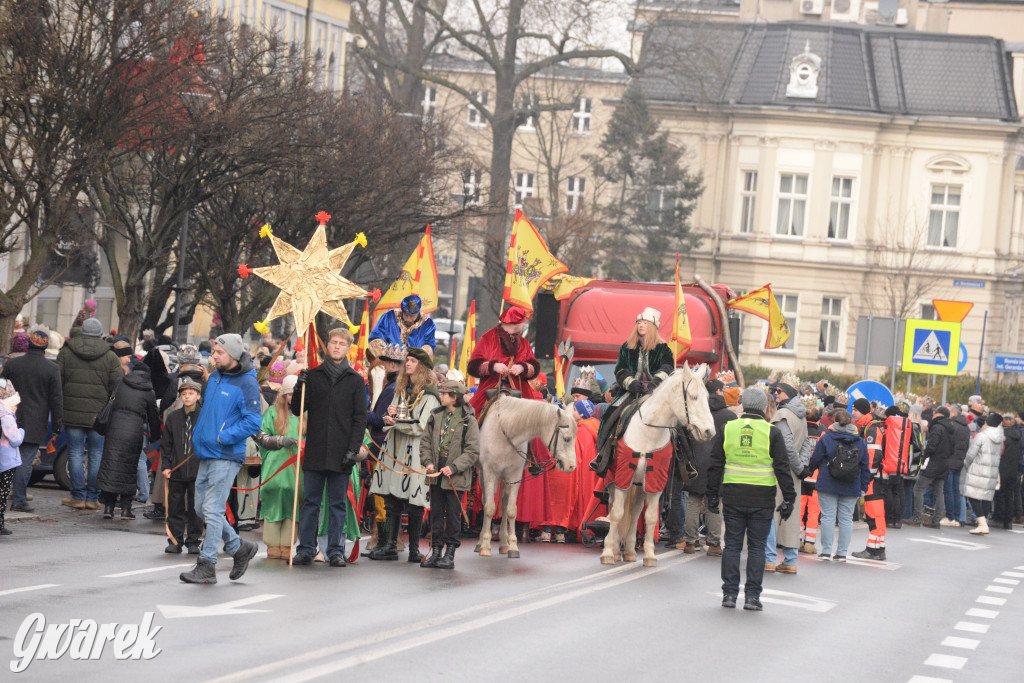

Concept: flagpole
[[288, 324, 311, 566], [694, 274, 745, 388]]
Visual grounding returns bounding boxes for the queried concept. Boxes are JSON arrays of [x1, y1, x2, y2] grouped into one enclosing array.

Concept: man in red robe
[[468, 305, 541, 416]]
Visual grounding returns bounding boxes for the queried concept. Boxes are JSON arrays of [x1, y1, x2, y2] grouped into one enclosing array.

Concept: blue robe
[[368, 310, 436, 351]]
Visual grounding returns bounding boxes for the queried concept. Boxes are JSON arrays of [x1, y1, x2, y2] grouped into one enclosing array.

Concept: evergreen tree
[[595, 87, 703, 280]]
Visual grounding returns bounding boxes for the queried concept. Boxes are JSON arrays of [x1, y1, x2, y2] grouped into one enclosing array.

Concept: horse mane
[[495, 396, 559, 446]]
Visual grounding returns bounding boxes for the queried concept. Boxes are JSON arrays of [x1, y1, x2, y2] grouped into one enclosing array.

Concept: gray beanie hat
[[214, 333, 245, 361], [81, 317, 103, 337], [740, 386, 769, 412]]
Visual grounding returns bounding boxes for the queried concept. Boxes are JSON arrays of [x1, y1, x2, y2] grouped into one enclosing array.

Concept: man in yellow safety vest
[[707, 386, 796, 611]]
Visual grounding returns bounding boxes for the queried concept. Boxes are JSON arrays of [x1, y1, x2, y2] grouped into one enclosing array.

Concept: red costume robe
[[569, 417, 603, 533], [468, 326, 541, 417]]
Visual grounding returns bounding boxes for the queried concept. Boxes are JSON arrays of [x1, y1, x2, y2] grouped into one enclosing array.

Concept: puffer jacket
[[193, 353, 262, 463], [948, 415, 971, 471], [1001, 424, 1022, 478], [96, 366, 162, 495], [57, 335, 123, 428], [960, 426, 1004, 502]]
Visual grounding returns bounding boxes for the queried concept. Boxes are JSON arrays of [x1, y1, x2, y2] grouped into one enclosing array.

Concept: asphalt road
[[3, 482, 1023, 682]]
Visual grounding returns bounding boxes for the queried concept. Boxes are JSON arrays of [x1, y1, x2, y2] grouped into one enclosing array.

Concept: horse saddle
[[484, 387, 522, 400]]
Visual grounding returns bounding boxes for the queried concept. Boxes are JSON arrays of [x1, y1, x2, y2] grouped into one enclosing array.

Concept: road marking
[[992, 577, 1019, 585], [210, 551, 693, 683], [924, 653, 967, 670], [724, 588, 836, 613], [976, 596, 1006, 606], [984, 585, 1012, 594], [0, 584, 60, 597], [940, 636, 979, 650], [1005, 529, 1024, 534], [844, 557, 901, 570], [157, 594, 285, 619], [908, 536, 989, 550], [1015, 565, 1024, 571], [102, 563, 193, 578], [1000, 571, 1024, 578], [954, 621, 989, 634], [964, 608, 998, 619], [908, 676, 952, 683]]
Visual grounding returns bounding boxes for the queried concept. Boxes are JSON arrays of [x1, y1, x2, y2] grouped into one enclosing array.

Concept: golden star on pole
[[241, 212, 369, 332]]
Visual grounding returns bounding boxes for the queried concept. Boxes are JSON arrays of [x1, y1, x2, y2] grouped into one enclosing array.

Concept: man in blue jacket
[[180, 333, 262, 585]]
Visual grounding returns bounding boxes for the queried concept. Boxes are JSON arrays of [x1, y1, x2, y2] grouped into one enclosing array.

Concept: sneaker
[[10, 503, 34, 513], [939, 518, 960, 527], [922, 520, 940, 529], [165, 544, 183, 554], [536, 531, 552, 543], [61, 498, 87, 510], [179, 559, 217, 584], [143, 507, 166, 520], [833, 555, 846, 562], [554, 532, 566, 544], [705, 544, 722, 556], [291, 553, 314, 566], [329, 554, 347, 567], [722, 594, 738, 608], [818, 553, 830, 561], [229, 540, 258, 580], [186, 545, 201, 555], [743, 596, 764, 611], [776, 564, 797, 575]]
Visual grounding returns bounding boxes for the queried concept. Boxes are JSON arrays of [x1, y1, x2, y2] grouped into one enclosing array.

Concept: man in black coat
[[908, 406, 954, 527], [290, 328, 367, 567], [995, 414, 1022, 529], [942, 403, 971, 525], [1, 326, 63, 512]]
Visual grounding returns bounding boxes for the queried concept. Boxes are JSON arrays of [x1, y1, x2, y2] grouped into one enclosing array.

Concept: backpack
[[882, 415, 912, 475], [828, 438, 861, 482]]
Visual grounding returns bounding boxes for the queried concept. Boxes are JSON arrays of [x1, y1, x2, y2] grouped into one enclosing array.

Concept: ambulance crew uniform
[[853, 402, 888, 561]]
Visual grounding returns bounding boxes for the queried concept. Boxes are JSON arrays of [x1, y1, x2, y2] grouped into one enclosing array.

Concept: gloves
[[798, 466, 812, 480], [297, 369, 309, 385], [343, 449, 359, 466], [706, 496, 720, 514], [279, 436, 298, 449], [777, 501, 794, 521], [252, 431, 297, 451]]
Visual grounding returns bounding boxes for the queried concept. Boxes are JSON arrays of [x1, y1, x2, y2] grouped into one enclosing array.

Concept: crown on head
[[382, 343, 407, 361], [572, 366, 596, 390], [780, 372, 801, 388], [716, 370, 736, 385], [833, 392, 850, 406], [800, 395, 820, 410]]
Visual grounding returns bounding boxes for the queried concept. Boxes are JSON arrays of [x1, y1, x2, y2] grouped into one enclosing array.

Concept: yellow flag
[[766, 288, 791, 349], [671, 254, 692, 360], [373, 225, 438, 324], [354, 299, 370, 364], [553, 348, 566, 403], [503, 210, 568, 314], [458, 300, 476, 387], [727, 285, 771, 322], [547, 274, 594, 301]]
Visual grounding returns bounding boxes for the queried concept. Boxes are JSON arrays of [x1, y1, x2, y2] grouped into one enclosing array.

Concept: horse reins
[[639, 373, 694, 430]]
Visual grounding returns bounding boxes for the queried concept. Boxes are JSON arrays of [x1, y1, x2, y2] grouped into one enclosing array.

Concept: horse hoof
[[507, 550, 520, 559], [600, 556, 617, 565], [479, 547, 492, 557], [643, 558, 658, 568], [474, 543, 481, 553], [499, 546, 509, 554]]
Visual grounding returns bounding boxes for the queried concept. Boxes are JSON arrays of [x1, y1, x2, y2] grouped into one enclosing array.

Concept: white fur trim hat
[[636, 307, 662, 328]]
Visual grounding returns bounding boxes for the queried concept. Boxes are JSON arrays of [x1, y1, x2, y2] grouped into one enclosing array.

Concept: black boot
[[121, 503, 136, 520], [368, 518, 398, 561], [421, 545, 443, 568], [180, 559, 217, 584], [852, 547, 886, 561], [143, 504, 166, 520], [407, 507, 424, 563], [103, 503, 115, 520], [436, 544, 457, 570], [589, 437, 614, 477]]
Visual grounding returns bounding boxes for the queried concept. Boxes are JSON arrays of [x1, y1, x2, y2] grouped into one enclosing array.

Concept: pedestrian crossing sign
[[901, 319, 962, 376]]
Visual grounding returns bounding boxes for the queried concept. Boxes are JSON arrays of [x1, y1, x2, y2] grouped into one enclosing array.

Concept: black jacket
[[366, 372, 397, 444], [161, 405, 201, 482], [1, 347, 63, 444], [56, 334, 123, 428], [290, 361, 367, 474], [1000, 424, 1021, 478], [707, 410, 796, 509], [160, 367, 208, 418], [922, 416, 954, 478], [948, 415, 971, 471], [684, 394, 737, 495], [96, 366, 162, 495]]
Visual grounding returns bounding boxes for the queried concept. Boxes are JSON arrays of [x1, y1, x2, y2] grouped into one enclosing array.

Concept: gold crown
[[833, 392, 850, 406], [800, 395, 820, 410], [716, 370, 736, 384], [572, 366, 596, 390], [780, 372, 801, 388], [381, 343, 407, 361]]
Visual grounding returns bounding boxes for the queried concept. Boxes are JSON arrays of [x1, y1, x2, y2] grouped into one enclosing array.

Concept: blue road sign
[[994, 353, 1024, 373], [846, 380, 896, 412], [957, 342, 968, 373], [953, 279, 986, 289]]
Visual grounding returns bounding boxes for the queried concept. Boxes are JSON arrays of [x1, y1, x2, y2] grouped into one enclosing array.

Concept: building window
[[565, 177, 586, 213], [467, 90, 488, 126], [518, 94, 540, 129], [514, 172, 535, 207], [828, 176, 853, 240], [775, 293, 798, 351], [571, 98, 592, 134], [928, 184, 960, 248], [819, 297, 842, 354], [739, 171, 757, 233], [36, 298, 60, 331], [646, 187, 677, 226], [422, 86, 437, 121], [462, 169, 482, 204], [775, 173, 808, 236], [921, 304, 938, 320]]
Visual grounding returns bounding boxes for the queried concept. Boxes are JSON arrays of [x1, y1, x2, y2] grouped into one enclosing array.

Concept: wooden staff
[[287, 326, 310, 566]]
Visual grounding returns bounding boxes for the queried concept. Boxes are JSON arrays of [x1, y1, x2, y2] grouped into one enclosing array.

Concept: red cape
[[468, 326, 540, 416]]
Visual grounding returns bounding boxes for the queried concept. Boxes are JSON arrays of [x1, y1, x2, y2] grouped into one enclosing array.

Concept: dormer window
[[786, 41, 822, 99]]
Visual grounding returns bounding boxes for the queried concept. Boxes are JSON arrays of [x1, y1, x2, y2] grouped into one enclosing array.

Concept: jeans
[[65, 427, 104, 502], [721, 505, 773, 599], [903, 478, 917, 519], [195, 459, 243, 564], [136, 450, 150, 503], [11, 443, 37, 506], [944, 469, 963, 522], [817, 492, 857, 557], [913, 472, 945, 521], [298, 469, 349, 559], [664, 485, 685, 541]]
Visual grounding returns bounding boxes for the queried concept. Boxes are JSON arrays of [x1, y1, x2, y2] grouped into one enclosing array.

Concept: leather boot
[[180, 559, 217, 584], [436, 544, 456, 569], [368, 518, 398, 560], [120, 503, 135, 520], [362, 522, 384, 556], [421, 545, 443, 568], [407, 506, 424, 563], [589, 437, 614, 476], [103, 502, 115, 520]]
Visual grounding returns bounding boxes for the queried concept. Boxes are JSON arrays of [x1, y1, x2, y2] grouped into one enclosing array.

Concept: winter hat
[[11, 333, 29, 354], [267, 361, 288, 387], [406, 346, 432, 367], [574, 399, 596, 419], [286, 361, 304, 376], [771, 382, 798, 399], [81, 317, 103, 337], [986, 412, 1003, 428], [177, 343, 201, 365], [214, 333, 245, 361], [723, 386, 741, 407], [72, 300, 97, 329], [0, 378, 20, 409], [740, 386, 768, 412], [499, 306, 529, 324], [279, 374, 298, 396], [27, 325, 50, 349], [852, 398, 872, 415], [438, 379, 469, 396], [635, 307, 662, 328], [705, 379, 725, 395], [112, 340, 134, 357], [446, 368, 466, 383], [178, 377, 202, 395]]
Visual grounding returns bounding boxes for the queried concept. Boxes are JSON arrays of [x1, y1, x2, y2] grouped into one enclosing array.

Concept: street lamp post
[[172, 210, 190, 345], [449, 192, 472, 346]]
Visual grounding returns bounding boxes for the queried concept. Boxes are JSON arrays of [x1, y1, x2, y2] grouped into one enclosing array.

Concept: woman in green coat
[[258, 376, 303, 560], [592, 307, 675, 476]]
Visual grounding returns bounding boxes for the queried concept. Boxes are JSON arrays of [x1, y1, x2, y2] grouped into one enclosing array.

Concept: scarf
[[322, 357, 348, 382]]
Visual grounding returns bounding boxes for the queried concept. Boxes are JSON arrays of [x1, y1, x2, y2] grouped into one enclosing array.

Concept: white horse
[[600, 364, 716, 567], [475, 396, 578, 558]]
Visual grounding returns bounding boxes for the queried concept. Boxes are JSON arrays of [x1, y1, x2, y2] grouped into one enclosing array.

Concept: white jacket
[[960, 426, 1004, 502]]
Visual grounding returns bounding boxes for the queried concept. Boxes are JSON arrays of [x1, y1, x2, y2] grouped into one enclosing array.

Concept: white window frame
[[775, 173, 809, 237], [764, 293, 798, 352], [739, 170, 757, 233], [818, 296, 843, 355], [518, 94, 540, 130], [928, 183, 961, 248], [571, 98, 592, 134], [828, 176, 854, 240], [422, 86, 437, 121], [467, 90, 488, 126], [565, 176, 586, 214], [463, 169, 482, 205], [514, 172, 535, 207], [647, 186, 677, 226]]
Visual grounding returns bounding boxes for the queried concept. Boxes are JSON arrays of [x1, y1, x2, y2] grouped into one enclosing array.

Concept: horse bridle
[[639, 372, 693, 430], [499, 410, 572, 467]]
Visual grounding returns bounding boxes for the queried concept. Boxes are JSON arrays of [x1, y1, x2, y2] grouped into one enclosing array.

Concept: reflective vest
[[723, 418, 776, 487]]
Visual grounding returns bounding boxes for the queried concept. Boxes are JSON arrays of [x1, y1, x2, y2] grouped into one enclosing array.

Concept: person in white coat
[[961, 412, 1005, 535]]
